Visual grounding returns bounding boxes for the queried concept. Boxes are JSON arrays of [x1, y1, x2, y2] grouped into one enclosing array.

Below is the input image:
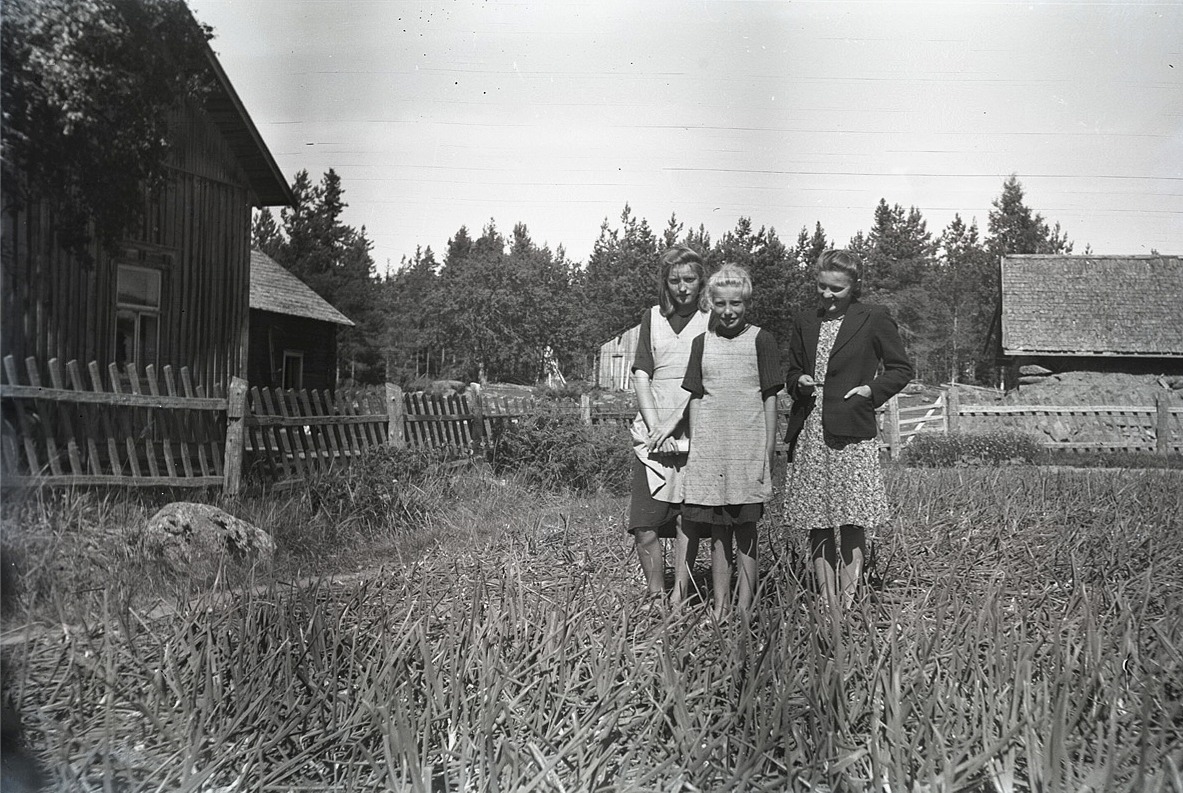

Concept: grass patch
[[5, 467, 1183, 790]]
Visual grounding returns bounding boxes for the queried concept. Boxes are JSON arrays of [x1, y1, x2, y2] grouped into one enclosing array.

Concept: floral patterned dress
[[784, 316, 888, 530]]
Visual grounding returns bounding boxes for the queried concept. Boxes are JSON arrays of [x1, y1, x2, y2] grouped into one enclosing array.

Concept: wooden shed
[[1, 39, 293, 392], [998, 254, 1183, 383], [248, 250, 354, 391], [596, 324, 641, 391]]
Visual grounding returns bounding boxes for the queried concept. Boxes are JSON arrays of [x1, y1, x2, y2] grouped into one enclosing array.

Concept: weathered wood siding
[[0, 99, 253, 392], [247, 311, 339, 392]]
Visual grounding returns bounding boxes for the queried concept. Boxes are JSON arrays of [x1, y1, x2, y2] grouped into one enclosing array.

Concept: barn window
[[114, 265, 161, 369], [282, 350, 304, 390]]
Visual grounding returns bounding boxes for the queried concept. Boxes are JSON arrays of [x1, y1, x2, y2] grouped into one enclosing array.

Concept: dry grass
[[3, 467, 1182, 791]]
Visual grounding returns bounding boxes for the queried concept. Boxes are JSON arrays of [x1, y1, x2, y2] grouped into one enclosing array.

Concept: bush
[[302, 445, 461, 538], [901, 430, 1043, 467], [490, 405, 632, 494]]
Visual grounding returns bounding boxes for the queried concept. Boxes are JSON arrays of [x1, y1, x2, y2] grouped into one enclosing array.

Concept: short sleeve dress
[[627, 305, 711, 535], [784, 316, 888, 530], [680, 323, 782, 526]]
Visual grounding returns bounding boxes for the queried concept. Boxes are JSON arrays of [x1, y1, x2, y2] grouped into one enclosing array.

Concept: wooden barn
[[1, 40, 292, 392], [247, 250, 353, 391], [596, 324, 641, 391], [998, 254, 1183, 385]]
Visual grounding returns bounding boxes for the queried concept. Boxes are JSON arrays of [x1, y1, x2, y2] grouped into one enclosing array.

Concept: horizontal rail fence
[[950, 393, 1182, 454], [241, 383, 395, 485], [0, 355, 226, 487]]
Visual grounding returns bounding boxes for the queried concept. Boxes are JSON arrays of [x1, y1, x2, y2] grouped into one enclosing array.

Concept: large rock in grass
[[142, 503, 274, 577]]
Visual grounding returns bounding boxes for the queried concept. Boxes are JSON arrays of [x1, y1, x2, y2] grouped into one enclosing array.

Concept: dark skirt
[[627, 457, 680, 537], [681, 502, 763, 527]]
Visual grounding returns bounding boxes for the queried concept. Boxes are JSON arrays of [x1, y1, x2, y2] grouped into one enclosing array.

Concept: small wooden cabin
[[247, 250, 353, 391], [596, 324, 641, 391], [1, 42, 292, 392], [998, 254, 1183, 385]]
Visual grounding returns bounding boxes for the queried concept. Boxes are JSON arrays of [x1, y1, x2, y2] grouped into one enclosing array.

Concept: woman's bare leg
[[838, 524, 866, 609], [711, 525, 733, 620], [810, 527, 839, 613], [671, 519, 700, 609], [634, 529, 664, 595], [734, 521, 758, 618]]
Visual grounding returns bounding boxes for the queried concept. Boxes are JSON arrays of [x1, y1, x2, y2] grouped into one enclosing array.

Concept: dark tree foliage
[[382, 179, 1078, 390], [383, 221, 581, 386], [709, 218, 808, 351], [251, 208, 283, 259], [383, 246, 441, 384], [262, 169, 385, 384], [846, 200, 944, 381], [793, 222, 829, 270], [580, 205, 662, 354], [1, 0, 214, 260], [987, 175, 1074, 257], [935, 214, 997, 384]]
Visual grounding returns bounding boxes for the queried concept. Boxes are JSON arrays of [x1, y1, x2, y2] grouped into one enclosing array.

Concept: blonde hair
[[702, 263, 753, 311]]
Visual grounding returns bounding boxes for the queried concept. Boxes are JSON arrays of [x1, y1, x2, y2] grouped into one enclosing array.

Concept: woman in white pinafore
[[628, 245, 710, 599]]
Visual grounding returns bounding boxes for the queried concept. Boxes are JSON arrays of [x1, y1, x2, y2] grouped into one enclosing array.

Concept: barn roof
[[249, 250, 354, 326], [201, 44, 293, 207], [1001, 254, 1183, 357]]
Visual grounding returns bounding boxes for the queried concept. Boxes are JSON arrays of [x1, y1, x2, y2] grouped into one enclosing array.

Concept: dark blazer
[[783, 301, 913, 457]]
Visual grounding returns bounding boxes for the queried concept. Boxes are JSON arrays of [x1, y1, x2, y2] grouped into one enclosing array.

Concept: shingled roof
[[1001, 254, 1183, 357], [249, 250, 354, 326]]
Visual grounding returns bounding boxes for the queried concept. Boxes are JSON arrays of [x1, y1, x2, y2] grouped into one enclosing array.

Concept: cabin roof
[[1001, 254, 1183, 357], [249, 250, 354, 326], [202, 45, 293, 207]]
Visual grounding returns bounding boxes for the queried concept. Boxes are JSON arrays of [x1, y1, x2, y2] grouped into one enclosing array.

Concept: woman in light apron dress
[[628, 245, 710, 600]]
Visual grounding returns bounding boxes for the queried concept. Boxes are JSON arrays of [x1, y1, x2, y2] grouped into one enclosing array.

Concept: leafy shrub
[[490, 405, 632, 494], [303, 445, 461, 537], [901, 430, 1043, 467]]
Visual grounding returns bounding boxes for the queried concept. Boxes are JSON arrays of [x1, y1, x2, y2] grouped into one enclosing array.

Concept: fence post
[[888, 395, 902, 460], [222, 376, 248, 496], [580, 393, 592, 425], [946, 387, 959, 434], [1156, 393, 1170, 456], [468, 382, 486, 447], [386, 383, 406, 448]]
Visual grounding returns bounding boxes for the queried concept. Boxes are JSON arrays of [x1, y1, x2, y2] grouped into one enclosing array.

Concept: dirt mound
[[952, 372, 1180, 447], [1002, 372, 1179, 407]]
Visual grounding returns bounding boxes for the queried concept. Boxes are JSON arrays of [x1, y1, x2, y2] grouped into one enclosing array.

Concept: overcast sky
[[187, 0, 1182, 274]]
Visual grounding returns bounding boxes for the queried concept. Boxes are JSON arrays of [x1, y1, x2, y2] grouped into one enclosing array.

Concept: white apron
[[630, 305, 710, 502]]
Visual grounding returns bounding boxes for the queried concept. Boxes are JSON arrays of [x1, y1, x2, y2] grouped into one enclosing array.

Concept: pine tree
[[580, 205, 661, 357], [251, 209, 283, 259], [986, 175, 1074, 257], [267, 169, 385, 384], [711, 218, 804, 348], [936, 214, 996, 384]]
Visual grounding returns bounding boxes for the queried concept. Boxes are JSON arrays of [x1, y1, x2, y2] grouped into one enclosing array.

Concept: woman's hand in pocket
[[843, 385, 872, 400]]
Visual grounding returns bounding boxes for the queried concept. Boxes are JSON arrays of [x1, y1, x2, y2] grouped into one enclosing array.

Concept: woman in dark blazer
[[783, 249, 913, 611]]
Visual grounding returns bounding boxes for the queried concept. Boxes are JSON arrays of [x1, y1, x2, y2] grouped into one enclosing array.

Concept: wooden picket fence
[[4, 355, 1179, 493], [0, 357, 613, 493], [0, 355, 227, 488]]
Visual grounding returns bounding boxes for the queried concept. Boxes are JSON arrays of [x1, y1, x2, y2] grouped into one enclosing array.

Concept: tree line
[[253, 171, 1076, 389]]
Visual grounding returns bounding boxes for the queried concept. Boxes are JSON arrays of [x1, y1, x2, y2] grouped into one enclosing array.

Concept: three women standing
[[628, 246, 913, 616]]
